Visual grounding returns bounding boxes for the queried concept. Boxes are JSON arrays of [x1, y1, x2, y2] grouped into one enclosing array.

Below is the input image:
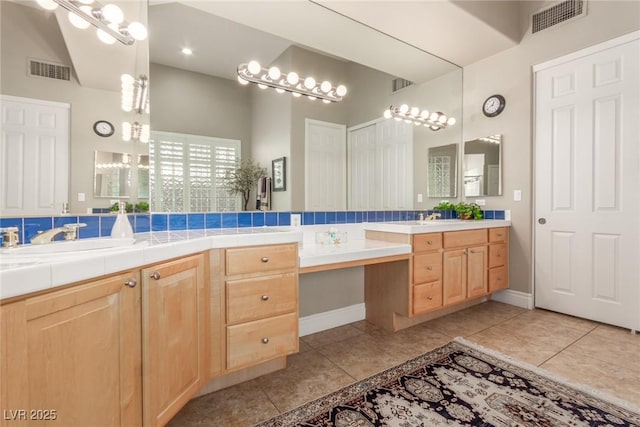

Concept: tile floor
[[168, 301, 640, 426]]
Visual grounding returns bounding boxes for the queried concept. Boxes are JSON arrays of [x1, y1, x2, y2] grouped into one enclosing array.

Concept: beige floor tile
[[256, 350, 355, 412], [466, 300, 527, 322], [368, 325, 451, 361], [167, 379, 278, 427], [298, 338, 314, 353], [351, 319, 381, 333], [541, 348, 640, 407], [567, 330, 640, 374], [466, 327, 559, 366], [590, 323, 640, 340], [511, 308, 599, 332], [300, 324, 363, 349], [491, 315, 590, 350], [421, 310, 495, 338]]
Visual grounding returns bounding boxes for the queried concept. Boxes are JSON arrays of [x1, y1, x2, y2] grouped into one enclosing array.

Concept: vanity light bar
[[122, 121, 149, 143], [121, 74, 149, 114], [383, 104, 456, 131], [237, 61, 347, 103]]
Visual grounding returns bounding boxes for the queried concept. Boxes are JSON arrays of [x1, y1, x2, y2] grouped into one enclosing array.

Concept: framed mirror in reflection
[[149, 1, 463, 212], [94, 151, 132, 198], [427, 143, 458, 198], [463, 135, 502, 197]]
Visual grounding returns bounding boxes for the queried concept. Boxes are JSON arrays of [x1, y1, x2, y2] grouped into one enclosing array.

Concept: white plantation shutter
[[150, 131, 240, 212]]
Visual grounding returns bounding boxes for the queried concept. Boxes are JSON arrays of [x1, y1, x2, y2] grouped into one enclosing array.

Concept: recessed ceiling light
[[181, 47, 193, 55]]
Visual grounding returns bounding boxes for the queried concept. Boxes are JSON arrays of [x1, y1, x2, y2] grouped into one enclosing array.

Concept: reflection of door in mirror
[[137, 155, 149, 199], [427, 143, 458, 198], [94, 151, 132, 198], [463, 135, 502, 197]]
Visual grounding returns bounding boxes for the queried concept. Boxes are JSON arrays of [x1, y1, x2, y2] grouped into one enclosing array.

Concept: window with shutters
[[149, 131, 240, 212]]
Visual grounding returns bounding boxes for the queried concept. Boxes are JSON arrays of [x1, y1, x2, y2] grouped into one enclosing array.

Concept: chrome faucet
[[425, 212, 441, 221], [31, 223, 87, 245], [0, 227, 20, 248]]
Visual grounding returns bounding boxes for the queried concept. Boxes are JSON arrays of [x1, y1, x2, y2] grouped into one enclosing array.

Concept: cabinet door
[[467, 246, 488, 298], [443, 249, 467, 306], [142, 254, 207, 427], [1, 271, 142, 427]]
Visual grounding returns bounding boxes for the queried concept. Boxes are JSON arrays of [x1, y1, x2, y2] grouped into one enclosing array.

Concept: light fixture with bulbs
[[122, 121, 150, 143], [36, 0, 147, 46], [121, 74, 149, 114], [237, 60, 347, 103], [383, 104, 456, 131]]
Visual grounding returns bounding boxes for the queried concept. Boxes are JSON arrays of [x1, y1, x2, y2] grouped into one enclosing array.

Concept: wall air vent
[[392, 78, 414, 93], [28, 59, 71, 81], [532, 0, 586, 33]]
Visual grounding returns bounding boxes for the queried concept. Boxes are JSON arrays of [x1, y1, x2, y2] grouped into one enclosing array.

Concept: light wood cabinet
[[411, 233, 443, 316], [489, 227, 509, 292], [0, 271, 142, 427], [142, 253, 207, 427], [443, 230, 488, 305]]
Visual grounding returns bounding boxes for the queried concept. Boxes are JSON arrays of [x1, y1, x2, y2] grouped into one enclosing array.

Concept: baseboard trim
[[491, 289, 534, 309], [299, 303, 366, 336]]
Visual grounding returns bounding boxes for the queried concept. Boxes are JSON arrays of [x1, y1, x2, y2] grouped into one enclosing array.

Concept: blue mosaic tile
[[222, 213, 238, 228], [150, 214, 167, 232], [278, 212, 291, 226], [23, 217, 53, 244], [495, 210, 506, 220], [355, 211, 363, 223], [252, 212, 265, 227], [187, 213, 205, 230], [0, 217, 24, 243], [78, 216, 100, 238], [169, 214, 187, 230], [314, 212, 326, 225], [100, 215, 116, 236], [346, 212, 356, 223], [325, 212, 336, 224], [238, 213, 252, 228], [375, 211, 385, 222], [205, 213, 222, 229], [303, 212, 314, 225], [366, 211, 375, 222], [134, 214, 151, 233], [392, 211, 400, 221], [265, 212, 278, 226], [384, 211, 393, 221], [484, 210, 495, 220]]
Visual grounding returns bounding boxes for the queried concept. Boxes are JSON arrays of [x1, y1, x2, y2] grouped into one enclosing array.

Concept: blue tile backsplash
[[0, 209, 507, 243]]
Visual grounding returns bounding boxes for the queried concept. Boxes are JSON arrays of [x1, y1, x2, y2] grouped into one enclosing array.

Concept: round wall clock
[[93, 120, 114, 137], [482, 94, 506, 117]]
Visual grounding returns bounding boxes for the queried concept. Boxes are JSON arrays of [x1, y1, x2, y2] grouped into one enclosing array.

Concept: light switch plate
[[417, 193, 423, 203], [475, 199, 486, 206], [513, 190, 522, 201], [77, 192, 85, 202], [291, 214, 301, 227]]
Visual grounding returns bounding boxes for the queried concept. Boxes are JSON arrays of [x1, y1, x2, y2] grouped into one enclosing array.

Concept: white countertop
[[362, 219, 511, 234], [298, 239, 411, 269]]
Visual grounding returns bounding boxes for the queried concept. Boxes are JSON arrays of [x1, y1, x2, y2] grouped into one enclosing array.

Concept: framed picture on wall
[[272, 157, 286, 191]]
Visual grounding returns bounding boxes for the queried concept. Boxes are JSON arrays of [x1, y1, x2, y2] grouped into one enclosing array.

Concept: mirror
[[427, 143, 458, 198], [0, 0, 149, 215], [463, 135, 502, 197], [94, 151, 132, 198], [148, 1, 462, 212]]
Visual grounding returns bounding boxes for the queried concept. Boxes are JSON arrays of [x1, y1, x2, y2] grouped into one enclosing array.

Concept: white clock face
[[94, 121, 114, 137], [485, 97, 501, 113]]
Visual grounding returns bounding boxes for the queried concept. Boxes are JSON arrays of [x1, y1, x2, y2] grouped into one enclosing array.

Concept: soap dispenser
[[111, 201, 134, 239]]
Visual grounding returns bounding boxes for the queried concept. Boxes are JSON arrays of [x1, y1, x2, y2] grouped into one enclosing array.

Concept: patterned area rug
[[255, 338, 640, 426]]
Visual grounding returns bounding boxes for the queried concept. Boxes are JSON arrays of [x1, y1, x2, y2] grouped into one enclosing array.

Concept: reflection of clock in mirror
[[93, 120, 114, 137], [482, 94, 506, 117]]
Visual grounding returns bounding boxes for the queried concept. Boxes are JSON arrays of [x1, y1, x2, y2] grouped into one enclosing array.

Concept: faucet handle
[[62, 223, 86, 240], [0, 227, 20, 248]]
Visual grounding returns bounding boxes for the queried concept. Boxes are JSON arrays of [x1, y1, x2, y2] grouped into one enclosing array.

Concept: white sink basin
[[0, 237, 139, 256]]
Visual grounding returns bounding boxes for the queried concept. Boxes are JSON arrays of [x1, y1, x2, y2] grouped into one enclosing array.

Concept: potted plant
[[433, 201, 455, 212], [454, 202, 483, 220], [225, 159, 267, 211]]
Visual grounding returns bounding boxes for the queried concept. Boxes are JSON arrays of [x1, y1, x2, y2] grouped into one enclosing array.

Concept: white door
[[305, 119, 346, 210], [1, 95, 69, 216], [347, 123, 377, 210], [377, 119, 413, 209], [534, 33, 640, 330]]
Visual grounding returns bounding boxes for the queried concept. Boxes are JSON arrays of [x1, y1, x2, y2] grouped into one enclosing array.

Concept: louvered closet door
[[534, 33, 640, 330], [305, 119, 346, 210]]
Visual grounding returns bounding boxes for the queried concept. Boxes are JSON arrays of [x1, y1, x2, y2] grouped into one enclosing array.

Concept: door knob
[[538, 218, 546, 225], [150, 272, 161, 280]]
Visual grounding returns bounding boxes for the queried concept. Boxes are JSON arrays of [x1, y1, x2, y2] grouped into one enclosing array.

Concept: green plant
[[454, 202, 483, 220], [433, 201, 455, 211], [110, 202, 133, 213], [134, 201, 149, 212], [224, 159, 267, 211]]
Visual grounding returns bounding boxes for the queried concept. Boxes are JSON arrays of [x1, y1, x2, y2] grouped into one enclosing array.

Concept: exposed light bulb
[[247, 60, 261, 75], [101, 4, 124, 24], [292, 92, 301, 98], [323, 99, 331, 104], [122, 122, 132, 142], [140, 124, 150, 143], [36, 0, 58, 10], [429, 112, 439, 121], [399, 104, 409, 114], [121, 73, 135, 85], [127, 21, 147, 41], [268, 66, 281, 80], [320, 81, 332, 93], [410, 107, 420, 117], [237, 76, 249, 85], [336, 85, 347, 97], [420, 110, 430, 119], [447, 117, 456, 126], [97, 27, 116, 45], [68, 7, 92, 29], [275, 88, 285, 94], [181, 47, 193, 55], [414, 121, 421, 126], [394, 117, 402, 122], [307, 96, 316, 101], [383, 109, 392, 119], [286, 72, 299, 85], [77, 0, 94, 4], [438, 115, 447, 124], [257, 83, 268, 90], [303, 77, 316, 90]]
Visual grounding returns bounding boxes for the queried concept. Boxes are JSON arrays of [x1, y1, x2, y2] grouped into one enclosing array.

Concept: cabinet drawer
[[413, 233, 442, 252], [443, 229, 487, 248], [226, 243, 297, 276], [413, 252, 442, 284], [489, 243, 507, 268], [227, 312, 298, 370], [489, 266, 508, 292], [489, 227, 508, 243], [226, 273, 297, 324], [413, 281, 442, 314]]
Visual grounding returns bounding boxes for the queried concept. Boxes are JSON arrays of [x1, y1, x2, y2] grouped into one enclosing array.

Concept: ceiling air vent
[[532, 0, 586, 33], [28, 59, 71, 81], [392, 78, 414, 93]]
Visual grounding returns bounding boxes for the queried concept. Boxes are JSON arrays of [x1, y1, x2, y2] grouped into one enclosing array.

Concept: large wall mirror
[[0, 0, 148, 215], [148, 1, 463, 212], [427, 143, 458, 198], [463, 135, 502, 197]]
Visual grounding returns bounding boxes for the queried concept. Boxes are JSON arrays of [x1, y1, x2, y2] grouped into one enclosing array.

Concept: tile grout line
[[536, 323, 599, 367]]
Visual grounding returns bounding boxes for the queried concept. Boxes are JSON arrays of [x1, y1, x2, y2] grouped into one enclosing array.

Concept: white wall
[[462, 0, 640, 294]]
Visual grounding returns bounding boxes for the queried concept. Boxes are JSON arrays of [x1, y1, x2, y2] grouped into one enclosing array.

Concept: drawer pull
[[261, 257, 269, 263], [427, 296, 433, 301], [261, 295, 269, 301], [426, 266, 433, 271], [427, 240, 433, 245], [262, 337, 270, 344], [150, 272, 161, 280], [497, 278, 503, 282], [124, 278, 137, 288]]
